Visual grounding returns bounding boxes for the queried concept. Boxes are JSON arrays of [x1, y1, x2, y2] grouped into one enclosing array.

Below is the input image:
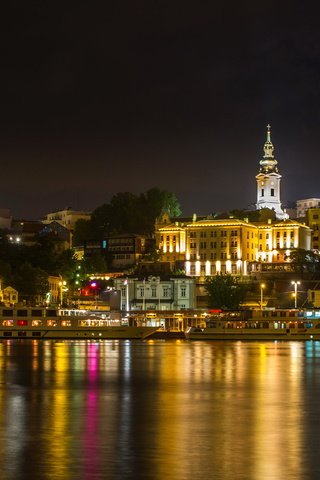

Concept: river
[[0, 339, 320, 480]]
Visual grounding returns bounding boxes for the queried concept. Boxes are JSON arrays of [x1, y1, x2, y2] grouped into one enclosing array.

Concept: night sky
[[1, 1, 320, 220]]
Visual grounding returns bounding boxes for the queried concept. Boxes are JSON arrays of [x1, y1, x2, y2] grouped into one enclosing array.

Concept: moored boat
[[0, 307, 158, 339], [185, 309, 320, 341]]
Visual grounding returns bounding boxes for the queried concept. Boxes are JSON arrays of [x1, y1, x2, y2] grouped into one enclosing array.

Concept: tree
[[12, 262, 49, 304], [80, 188, 182, 240], [140, 188, 181, 233], [0, 259, 13, 286], [205, 274, 248, 310], [82, 253, 108, 275], [72, 219, 96, 246], [289, 249, 320, 276]]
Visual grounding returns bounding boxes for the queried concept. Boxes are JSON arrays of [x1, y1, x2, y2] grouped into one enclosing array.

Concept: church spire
[[259, 124, 278, 173], [256, 125, 288, 220]]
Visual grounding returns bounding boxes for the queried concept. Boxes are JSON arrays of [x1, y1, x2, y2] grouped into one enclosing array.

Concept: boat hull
[[0, 326, 158, 340], [185, 330, 320, 341]]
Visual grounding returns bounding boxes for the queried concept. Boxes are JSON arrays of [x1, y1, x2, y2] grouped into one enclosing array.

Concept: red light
[[17, 320, 28, 326]]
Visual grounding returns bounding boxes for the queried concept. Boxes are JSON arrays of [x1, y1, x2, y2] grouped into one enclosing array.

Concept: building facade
[[114, 276, 196, 312], [42, 207, 91, 229], [305, 208, 320, 251], [156, 216, 311, 278], [84, 234, 148, 269], [296, 198, 320, 219]]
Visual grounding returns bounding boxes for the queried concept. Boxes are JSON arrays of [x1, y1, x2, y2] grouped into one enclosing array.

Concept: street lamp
[[291, 281, 301, 309], [260, 283, 265, 310], [59, 280, 67, 306]]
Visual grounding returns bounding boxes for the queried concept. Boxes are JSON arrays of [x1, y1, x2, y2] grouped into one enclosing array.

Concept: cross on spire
[[266, 124, 271, 143]]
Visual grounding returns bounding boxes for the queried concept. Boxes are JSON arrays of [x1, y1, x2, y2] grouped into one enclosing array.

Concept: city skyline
[[1, 2, 320, 219]]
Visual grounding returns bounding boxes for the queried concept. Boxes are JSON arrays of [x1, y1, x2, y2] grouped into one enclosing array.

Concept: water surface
[[0, 339, 320, 480]]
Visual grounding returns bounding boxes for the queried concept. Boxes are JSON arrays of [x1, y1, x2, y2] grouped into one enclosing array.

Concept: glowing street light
[[291, 281, 301, 309], [59, 279, 67, 306], [260, 283, 265, 310]]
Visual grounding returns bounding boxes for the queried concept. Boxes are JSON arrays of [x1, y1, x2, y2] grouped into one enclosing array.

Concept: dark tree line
[[73, 187, 181, 245], [0, 232, 75, 303]]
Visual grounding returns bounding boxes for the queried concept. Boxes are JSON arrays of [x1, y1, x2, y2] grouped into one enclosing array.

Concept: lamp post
[[59, 280, 67, 307], [291, 281, 301, 309], [260, 283, 265, 310], [124, 279, 130, 313]]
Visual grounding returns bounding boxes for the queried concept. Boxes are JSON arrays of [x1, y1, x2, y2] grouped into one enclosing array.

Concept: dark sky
[[1, 1, 320, 220]]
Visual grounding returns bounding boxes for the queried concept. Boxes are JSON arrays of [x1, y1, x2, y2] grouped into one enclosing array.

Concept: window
[[261, 188, 264, 197], [17, 320, 28, 326], [163, 287, 169, 297], [2, 320, 13, 326], [47, 320, 57, 326], [271, 188, 275, 196], [32, 320, 42, 326], [181, 286, 186, 297], [151, 287, 157, 297]]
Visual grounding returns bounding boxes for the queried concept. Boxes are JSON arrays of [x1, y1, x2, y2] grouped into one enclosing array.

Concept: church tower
[[256, 125, 288, 220]]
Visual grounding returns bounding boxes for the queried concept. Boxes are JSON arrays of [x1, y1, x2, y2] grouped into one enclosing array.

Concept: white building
[[114, 276, 196, 312], [256, 125, 288, 220], [296, 198, 320, 218], [42, 207, 91, 230]]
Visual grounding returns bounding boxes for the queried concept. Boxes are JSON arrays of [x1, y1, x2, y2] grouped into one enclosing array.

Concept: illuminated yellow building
[[156, 216, 311, 278], [305, 208, 320, 251], [251, 219, 311, 273]]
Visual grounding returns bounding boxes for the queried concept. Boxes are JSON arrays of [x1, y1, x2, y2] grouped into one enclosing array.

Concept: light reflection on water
[[0, 340, 320, 479]]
